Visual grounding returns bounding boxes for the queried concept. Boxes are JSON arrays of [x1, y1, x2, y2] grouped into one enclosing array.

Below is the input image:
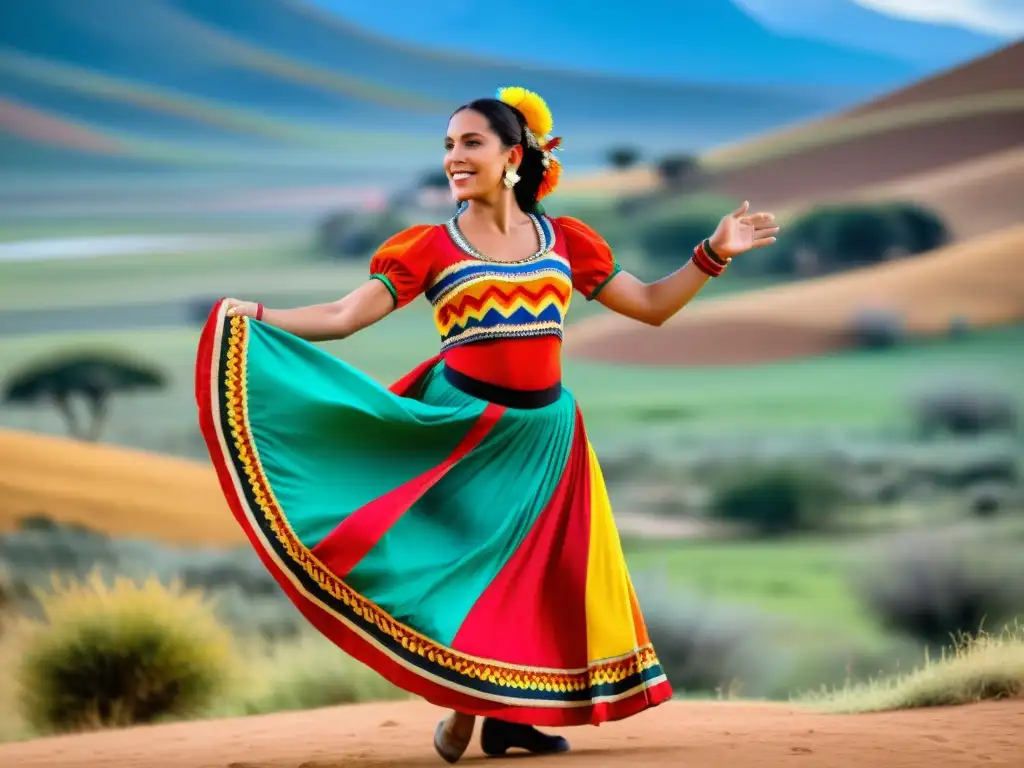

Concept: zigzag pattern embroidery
[[436, 282, 571, 335]]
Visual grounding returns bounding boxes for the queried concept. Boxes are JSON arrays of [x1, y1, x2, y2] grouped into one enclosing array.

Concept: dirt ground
[[1, 699, 1021, 768]]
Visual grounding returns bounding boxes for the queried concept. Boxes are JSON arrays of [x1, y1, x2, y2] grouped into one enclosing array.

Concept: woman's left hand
[[708, 201, 779, 260]]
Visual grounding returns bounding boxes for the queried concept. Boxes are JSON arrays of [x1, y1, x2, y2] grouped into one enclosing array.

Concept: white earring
[[503, 165, 520, 188]]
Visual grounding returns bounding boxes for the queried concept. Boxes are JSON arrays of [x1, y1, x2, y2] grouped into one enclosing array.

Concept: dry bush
[[13, 569, 236, 735], [804, 623, 1024, 713]]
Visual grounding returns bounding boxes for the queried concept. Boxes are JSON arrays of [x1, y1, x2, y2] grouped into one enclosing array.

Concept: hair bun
[[495, 86, 554, 139]]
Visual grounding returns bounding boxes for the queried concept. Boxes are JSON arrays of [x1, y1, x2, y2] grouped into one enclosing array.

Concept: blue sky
[[854, 0, 1024, 36]]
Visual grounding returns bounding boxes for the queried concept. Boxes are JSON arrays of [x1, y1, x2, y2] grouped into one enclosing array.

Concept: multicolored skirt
[[194, 301, 672, 726]]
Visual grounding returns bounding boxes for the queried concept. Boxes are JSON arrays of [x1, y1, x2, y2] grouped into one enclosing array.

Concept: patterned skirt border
[[194, 301, 672, 726]]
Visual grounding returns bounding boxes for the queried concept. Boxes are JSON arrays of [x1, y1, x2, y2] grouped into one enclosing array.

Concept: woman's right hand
[[224, 298, 260, 318]]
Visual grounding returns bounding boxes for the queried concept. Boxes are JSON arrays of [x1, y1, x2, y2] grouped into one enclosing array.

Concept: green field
[[626, 535, 873, 633], [2, 231, 1020, 464], [1, 316, 1020, 452]]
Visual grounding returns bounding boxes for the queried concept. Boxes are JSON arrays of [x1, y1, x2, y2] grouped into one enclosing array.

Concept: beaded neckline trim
[[444, 213, 555, 264]]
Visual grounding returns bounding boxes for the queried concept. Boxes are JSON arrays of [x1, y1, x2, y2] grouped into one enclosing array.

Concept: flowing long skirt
[[195, 301, 672, 726]]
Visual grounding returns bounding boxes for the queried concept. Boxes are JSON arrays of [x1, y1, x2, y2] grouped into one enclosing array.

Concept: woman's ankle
[[447, 711, 476, 741]]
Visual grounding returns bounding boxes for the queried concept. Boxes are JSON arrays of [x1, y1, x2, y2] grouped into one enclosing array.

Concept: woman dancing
[[195, 86, 777, 763]]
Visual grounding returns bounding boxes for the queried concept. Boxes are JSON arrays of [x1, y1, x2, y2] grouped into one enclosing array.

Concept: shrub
[[179, 548, 281, 600], [319, 211, 407, 260], [803, 624, 1024, 713], [417, 169, 450, 189], [706, 462, 848, 536], [967, 483, 1017, 518], [948, 316, 971, 339], [852, 531, 1024, 649], [631, 579, 771, 696], [754, 201, 950, 277], [630, 577, 895, 700], [655, 153, 702, 188], [0, 569, 11, 637], [639, 212, 723, 263], [317, 210, 357, 252], [903, 443, 1019, 492], [222, 632, 408, 716], [210, 587, 305, 640], [811, 204, 909, 267], [883, 202, 949, 254], [14, 570, 235, 734], [910, 384, 1018, 437], [0, 520, 118, 583], [598, 191, 737, 264], [849, 309, 906, 350], [0, 618, 28, 742]]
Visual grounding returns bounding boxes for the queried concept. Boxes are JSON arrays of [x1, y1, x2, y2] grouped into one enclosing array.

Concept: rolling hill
[[814, 146, 1024, 240], [563, 224, 1024, 366], [703, 41, 1024, 219], [0, 427, 238, 546], [0, 0, 857, 178], [571, 40, 1024, 237]]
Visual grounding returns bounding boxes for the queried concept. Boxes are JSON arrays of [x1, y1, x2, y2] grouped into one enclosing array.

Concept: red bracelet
[[691, 241, 728, 277], [255, 303, 265, 321], [703, 238, 728, 265]]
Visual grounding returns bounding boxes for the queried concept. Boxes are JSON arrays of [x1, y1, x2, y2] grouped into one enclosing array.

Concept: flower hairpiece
[[496, 86, 563, 201]]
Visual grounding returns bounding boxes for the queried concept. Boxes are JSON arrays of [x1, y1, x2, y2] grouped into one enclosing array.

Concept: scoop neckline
[[444, 212, 555, 264]]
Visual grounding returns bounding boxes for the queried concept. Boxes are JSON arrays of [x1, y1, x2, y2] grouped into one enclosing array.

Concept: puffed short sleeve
[[368, 224, 438, 308], [556, 216, 622, 300]]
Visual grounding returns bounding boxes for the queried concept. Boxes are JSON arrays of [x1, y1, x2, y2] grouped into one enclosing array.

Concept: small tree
[[707, 462, 848, 537], [655, 153, 701, 188], [317, 210, 358, 255], [2, 351, 166, 441], [910, 384, 1018, 438], [607, 146, 641, 170]]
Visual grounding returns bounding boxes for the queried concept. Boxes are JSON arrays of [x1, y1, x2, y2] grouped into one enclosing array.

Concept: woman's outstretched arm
[[595, 202, 777, 326], [222, 278, 395, 342], [595, 261, 714, 327]]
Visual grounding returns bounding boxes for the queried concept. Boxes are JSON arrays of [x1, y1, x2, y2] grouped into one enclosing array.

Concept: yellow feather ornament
[[495, 86, 554, 139], [495, 85, 563, 200]]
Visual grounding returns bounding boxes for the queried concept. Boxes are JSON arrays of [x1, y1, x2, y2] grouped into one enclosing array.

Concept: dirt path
[[2, 699, 1021, 768]]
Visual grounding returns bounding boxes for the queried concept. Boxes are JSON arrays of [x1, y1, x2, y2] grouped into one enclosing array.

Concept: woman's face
[[445, 109, 520, 202]]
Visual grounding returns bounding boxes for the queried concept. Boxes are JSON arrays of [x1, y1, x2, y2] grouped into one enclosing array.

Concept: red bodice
[[369, 214, 620, 391]]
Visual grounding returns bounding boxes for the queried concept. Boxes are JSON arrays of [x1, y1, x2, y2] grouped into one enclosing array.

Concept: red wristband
[[255, 303, 265, 321], [691, 242, 727, 277]]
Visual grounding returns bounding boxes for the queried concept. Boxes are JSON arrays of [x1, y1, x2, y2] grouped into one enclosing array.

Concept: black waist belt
[[442, 365, 561, 410]]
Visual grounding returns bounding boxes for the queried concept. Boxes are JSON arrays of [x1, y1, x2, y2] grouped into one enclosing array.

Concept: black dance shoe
[[480, 717, 571, 757]]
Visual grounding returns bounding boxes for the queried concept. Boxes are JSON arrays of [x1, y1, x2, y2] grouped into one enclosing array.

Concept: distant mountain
[[0, 0, 865, 179], [303, 0, 917, 90], [736, 0, 1007, 71]]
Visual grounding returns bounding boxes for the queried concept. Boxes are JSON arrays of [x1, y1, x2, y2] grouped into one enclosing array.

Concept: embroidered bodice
[[368, 213, 620, 391], [427, 215, 571, 352]]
